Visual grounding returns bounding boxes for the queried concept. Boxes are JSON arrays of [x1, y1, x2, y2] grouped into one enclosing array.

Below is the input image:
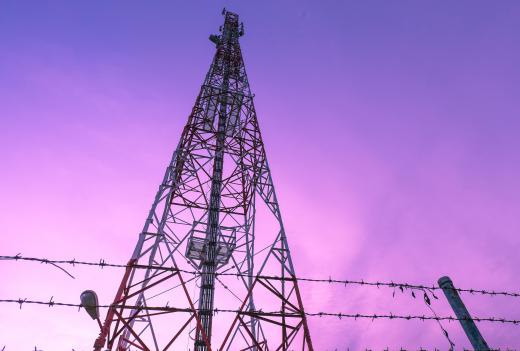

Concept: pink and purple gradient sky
[[1, 1, 520, 349]]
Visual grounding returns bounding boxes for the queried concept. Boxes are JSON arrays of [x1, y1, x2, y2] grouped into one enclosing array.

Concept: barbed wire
[[2, 254, 519, 298], [4, 348, 519, 351], [3, 348, 518, 351], [0, 297, 519, 325], [0, 254, 455, 349], [419, 289, 455, 350]]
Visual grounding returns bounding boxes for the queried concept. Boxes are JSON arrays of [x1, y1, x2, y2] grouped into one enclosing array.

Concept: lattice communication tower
[[91, 10, 313, 351]]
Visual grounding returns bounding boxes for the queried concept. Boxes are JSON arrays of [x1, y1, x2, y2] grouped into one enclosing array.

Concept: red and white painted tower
[[92, 10, 313, 351]]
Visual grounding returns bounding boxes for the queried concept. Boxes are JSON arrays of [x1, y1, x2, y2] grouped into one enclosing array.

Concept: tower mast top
[[209, 9, 244, 46]]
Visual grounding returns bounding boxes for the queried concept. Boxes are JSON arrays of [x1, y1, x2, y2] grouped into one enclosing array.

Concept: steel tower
[[92, 10, 313, 351]]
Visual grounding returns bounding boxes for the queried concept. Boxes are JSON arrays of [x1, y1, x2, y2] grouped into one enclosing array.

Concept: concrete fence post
[[438, 276, 491, 351]]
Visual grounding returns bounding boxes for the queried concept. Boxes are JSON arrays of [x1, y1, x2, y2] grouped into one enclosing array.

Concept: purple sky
[[1, 1, 520, 349]]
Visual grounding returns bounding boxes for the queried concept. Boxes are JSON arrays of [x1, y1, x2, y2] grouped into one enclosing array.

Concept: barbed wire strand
[[417, 288, 455, 350], [7, 347, 520, 351], [9, 348, 520, 351], [0, 298, 519, 325], [2, 254, 519, 298]]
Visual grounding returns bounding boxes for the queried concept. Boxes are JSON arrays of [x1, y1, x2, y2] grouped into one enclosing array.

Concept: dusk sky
[[1, 1, 520, 349]]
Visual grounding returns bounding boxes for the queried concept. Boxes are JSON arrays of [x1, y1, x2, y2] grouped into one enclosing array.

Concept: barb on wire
[[2, 254, 520, 298], [0, 298, 519, 326]]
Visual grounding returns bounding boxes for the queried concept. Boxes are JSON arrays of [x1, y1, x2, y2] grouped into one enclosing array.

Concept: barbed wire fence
[[0, 298, 519, 325], [2, 254, 519, 297], [1, 254, 519, 350], [2, 347, 518, 351]]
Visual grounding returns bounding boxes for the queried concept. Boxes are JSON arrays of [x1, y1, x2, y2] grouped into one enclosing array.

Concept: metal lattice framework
[[92, 10, 313, 351]]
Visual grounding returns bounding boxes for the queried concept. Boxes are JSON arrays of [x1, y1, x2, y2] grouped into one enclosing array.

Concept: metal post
[[438, 276, 491, 351]]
